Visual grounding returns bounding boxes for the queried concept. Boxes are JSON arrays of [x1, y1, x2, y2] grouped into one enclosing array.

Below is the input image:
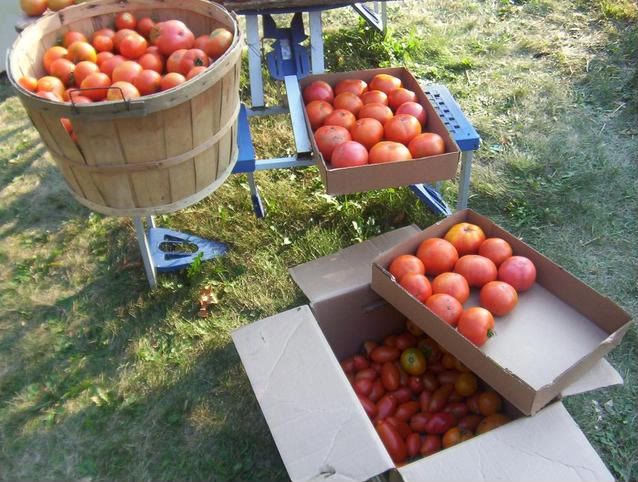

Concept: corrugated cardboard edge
[[231, 305, 393, 482], [560, 357, 623, 397]]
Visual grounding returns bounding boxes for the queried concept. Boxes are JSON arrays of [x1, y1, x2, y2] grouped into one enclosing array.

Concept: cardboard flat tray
[[371, 209, 632, 415], [299, 67, 461, 195]]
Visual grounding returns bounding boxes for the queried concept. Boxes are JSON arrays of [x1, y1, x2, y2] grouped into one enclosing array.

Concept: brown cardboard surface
[[371, 209, 632, 414], [299, 67, 461, 195], [289, 224, 420, 303], [561, 358, 623, 397], [397, 402, 614, 482], [232, 305, 393, 482]]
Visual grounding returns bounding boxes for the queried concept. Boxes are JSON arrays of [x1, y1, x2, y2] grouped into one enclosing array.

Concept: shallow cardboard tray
[[299, 67, 460, 195], [371, 210, 632, 415]]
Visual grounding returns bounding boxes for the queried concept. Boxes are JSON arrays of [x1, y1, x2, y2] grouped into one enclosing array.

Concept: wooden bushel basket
[[7, 0, 242, 216]]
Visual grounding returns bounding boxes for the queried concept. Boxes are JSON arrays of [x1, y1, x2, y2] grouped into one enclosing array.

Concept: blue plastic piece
[[263, 13, 310, 80], [148, 228, 228, 272], [410, 184, 453, 217], [425, 84, 480, 152], [233, 104, 256, 174]]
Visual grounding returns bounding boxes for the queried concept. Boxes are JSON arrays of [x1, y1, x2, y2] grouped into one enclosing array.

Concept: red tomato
[[136, 17, 155, 39], [384, 114, 422, 145], [400, 348, 427, 376], [369, 141, 412, 164], [458, 414, 482, 432], [444, 401, 469, 422], [67, 92, 92, 104], [396, 101, 426, 125], [194, 34, 209, 51], [389, 387, 412, 404], [179, 48, 209, 75], [420, 434, 442, 456], [314, 125, 351, 161], [116, 12, 137, 31], [166, 49, 187, 73], [399, 273, 432, 302], [358, 102, 393, 125], [92, 28, 116, 41], [498, 256, 537, 292], [138, 52, 164, 73], [454, 255, 498, 288], [408, 375, 424, 395], [376, 394, 398, 420], [302, 80, 334, 104], [361, 90, 388, 105], [445, 222, 486, 256], [352, 355, 369, 371], [354, 378, 373, 397], [73, 61, 99, 87], [479, 238, 513, 267], [63, 31, 87, 48], [424, 412, 455, 434], [186, 66, 207, 80], [120, 33, 148, 59], [369, 380, 385, 402], [355, 368, 377, 381], [476, 413, 510, 434], [381, 362, 401, 391], [107, 81, 140, 101], [388, 254, 425, 281], [358, 395, 377, 418], [455, 372, 478, 397], [408, 132, 446, 158], [457, 307, 495, 346], [333, 92, 363, 117], [323, 109, 356, 130], [93, 35, 114, 53], [388, 88, 417, 111], [369, 73, 402, 94], [305, 100, 333, 131], [112, 60, 143, 84], [431, 272, 470, 304], [20, 0, 47, 16], [349, 117, 384, 150], [66, 41, 97, 64], [150, 20, 195, 56], [60, 117, 73, 134], [421, 372, 439, 392], [376, 421, 407, 463], [334, 78, 367, 96], [410, 411, 430, 433], [478, 391, 503, 416], [467, 394, 481, 414], [385, 416, 411, 439], [37, 76, 65, 98], [113, 29, 137, 51], [50, 58, 75, 86], [480, 281, 518, 316], [340, 358, 355, 373], [18, 76, 38, 92], [370, 346, 400, 363], [395, 333, 417, 351], [100, 55, 125, 78], [442, 427, 469, 449], [425, 293, 463, 326], [429, 384, 453, 412], [331, 141, 369, 168], [417, 238, 459, 275], [406, 433, 421, 458], [205, 28, 234, 59], [80, 73, 111, 101], [160, 72, 186, 91], [43, 46, 68, 74], [395, 401, 420, 422]]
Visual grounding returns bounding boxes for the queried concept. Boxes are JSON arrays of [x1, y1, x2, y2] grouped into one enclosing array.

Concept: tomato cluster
[[20, 0, 74, 17], [388, 222, 537, 346], [303, 74, 446, 168], [341, 321, 510, 464]]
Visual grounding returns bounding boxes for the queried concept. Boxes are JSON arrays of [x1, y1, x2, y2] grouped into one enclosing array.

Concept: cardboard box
[[232, 226, 623, 482], [371, 210, 632, 416], [299, 67, 461, 195]]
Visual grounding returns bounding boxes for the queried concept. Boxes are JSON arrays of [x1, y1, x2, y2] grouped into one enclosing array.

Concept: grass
[[0, 0, 636, 480]]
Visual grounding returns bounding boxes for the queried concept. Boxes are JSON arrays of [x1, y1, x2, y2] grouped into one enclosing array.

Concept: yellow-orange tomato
[[400, 348, 427, 376], [361, 90, 388, 105], [37, 76, 65, 98], [334, 78, 367, 96], [18, 76, 38, 92], [80, 72, 111, 101], [73, 61, 99, 87], [455, 372, 478, 397], [444, 222, 486, 256], [107, 81, 141, 101], [20, 0, 47, 16], [388, 87, 417, 111], [369, 73, 402, 94], [66, 41, 97, 64], [63, 31, 88, 48], [369, 141, 412, 164], [205, 28, 233, 59], [476, 413, 510, 434], [43, 46, 68, 74]]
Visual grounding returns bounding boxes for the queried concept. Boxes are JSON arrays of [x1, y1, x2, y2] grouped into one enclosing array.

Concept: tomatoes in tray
[[323, 109, 357, 131], [369, 73, 402, 94], [205, 28, 234, 59], [399, 273, 432, 302], [426, 294, 463, 327], [388, 254, 425, 282], [480, 281, 518, 316], [478, 238, 513, 267], [454, 255, 497, 288], [302, 80, 334, 104], [416, 238, 459, 275], [314, 125, 351, 162], [445, 222, 486, 256], [396, 101, 426, 125], [369, 141, 412, 164], [361, 89, 388, 105], [306, 100, 334, 131], [350, 118, 384, 150], [331, 141, 369, 168], [409, 132, 445, 158], [384, 114, 422, 145], [498, 256, 537, 292], [388, 87, 417, 111], [335, 78, 368, 96], [457, 307, 495, 347]]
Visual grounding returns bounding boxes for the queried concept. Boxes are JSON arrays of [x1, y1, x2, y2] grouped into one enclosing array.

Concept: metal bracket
[[148, 228, 228, 273], [352, 2, 388, 32], [263, 13, 311, 80]]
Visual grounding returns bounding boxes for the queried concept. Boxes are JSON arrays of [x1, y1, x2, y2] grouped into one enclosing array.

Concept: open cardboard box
[[232, 226, 624, 481], [371, 210, 632, 416], [298, 67, 461, 195]]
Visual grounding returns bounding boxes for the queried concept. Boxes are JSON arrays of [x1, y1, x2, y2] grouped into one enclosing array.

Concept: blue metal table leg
[[247, 172, 265, 218]]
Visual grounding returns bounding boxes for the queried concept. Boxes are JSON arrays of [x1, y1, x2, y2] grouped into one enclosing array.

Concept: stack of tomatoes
[[303, 73, 446, 168], [388, 222, 537, 346], [341, 321, 510, 464]]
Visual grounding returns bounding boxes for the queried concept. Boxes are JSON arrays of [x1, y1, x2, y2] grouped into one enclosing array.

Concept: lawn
[[0, 0, 636, 480]]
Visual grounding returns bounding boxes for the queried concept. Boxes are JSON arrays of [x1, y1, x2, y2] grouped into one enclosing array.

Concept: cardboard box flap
[[398, 402, 613, 482], [290, 225, 420, 303], [561, 357, 622, 397], [232, 305, 393, 482]]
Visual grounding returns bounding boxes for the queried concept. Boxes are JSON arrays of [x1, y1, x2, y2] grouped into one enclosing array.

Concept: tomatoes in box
[[385, 114, 422, 145], [399, 273, 432, 302], [445, 222, 486, 256], [331, 141, 368, 168], [480, 281, 518, 316], [454, 255, 497, 288], [396, 101, 426, 125], [334, 92, 363, 117], [409, 132, 446, 157], [478, 238, 513, 267], [370, 345, 400, 363], [361, 89, 388, 105], [302, 80, 334, 104], [323, 109, 357, 131], [416, 238, 459, 276], [369, 141, 412, 164], [335, 78, 368, 96], [498, 256, 537, 292], [350, 118, 384, 150], [359, 102, 394, 125], [314, 125, 351, 162], [457, 307, 495, 347], [369, 73, 402, 94], [376, 421, 407, 463], [400, 348, 427, 376], [388, 87, 417, 111], [426, 293, 463, 327], [431, 272, 470, 304], [306, 100, 334, 131], [389, 254, 425, 281]]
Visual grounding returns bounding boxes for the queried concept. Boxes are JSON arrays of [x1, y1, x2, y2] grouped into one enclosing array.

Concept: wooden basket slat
[[69, 168, 106, 205], [130, 169, 171, 207], [73, 120, 126, 165], [96, 172, 137, 208], [165, 103, 197, 201], [40, 112, 84, 164], [116, 112, 166, 164]]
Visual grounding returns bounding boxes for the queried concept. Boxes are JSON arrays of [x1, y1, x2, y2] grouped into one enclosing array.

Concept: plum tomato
[[476, 413, 510, 435], [408, 375, 425, 395], [381, 362, 401, 391], [424, 412, 455, 435], [406, 432, 421, 458], [376, 394, 398, 420], [455, 372, 479, 397], [376, 421, 407, 463], [395, 333, 418, 351], [410, 412, 430, 433], [478, 391, 502, 416], [457, 414, 482, 432], [358, 395, 377, 418], [395, 401, 420, 422], [420, 434, 442, 456], [370, 345, 400, 363], [429, 384, 453, 412], [390, 387, 413, 404]]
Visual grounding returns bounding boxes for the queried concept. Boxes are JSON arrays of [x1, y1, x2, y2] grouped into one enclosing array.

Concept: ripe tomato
[[353, 355, 369, 371], [476, 413, 510, 434], [302, 80, 334, 104], [20, 0, 47, 16], [80, 73, 111, 101], [400, 348, 427, 376], [369, 73, 402, 94], [455, 372, 478, 397], [133, 69, 161, 95], [369, 380, 385, 402], [381, 362, 401, 391], [444, 222, 486, 256], [442, 427, 467, 449], [340, 357, 355, 373], [67, 92, 92, 104], [384, 114, 422, 145], [425, 293, 463, 327], [361, 89, 388, 105], [333, 92, 363, 117], [420, 434, 441, 456], [136, 17, 155, 39], [376, 394, 398, 420], [385, 416, 411, 439], [390, 387, 412, 404], [43, 46, 68, 74], [73, 61, 99, 87], [50, 58, 75, 86], [370, 346, 400, 363], [323, 109, 356, 130], [47, 0, 73, 11], [410, 411, 430, 433], [160, 72, 186, 91], [107, 81, 140, 101], [66, 41, 97, 64], [205, 27, 234, 59], [355, 368, 377, 381], [444, 401, 469, 420], [406, 432, 421, 458], [388, 254, 425, 281], [467, 394, 481, 414], [120, 33, 148, 59], [479, 238, 513, 267], [100, 55, 126, 78], [454, 255, 497, 288], [305, 100, 333, 131], [429, 384, 453, 412], [421, 372, 439, 392], [424, 412, 455, 435], [179, 48, 209, 75], [376, 421, 407, 463], [18, 76, 38, 92], [166, 49, 187, 73], [478, 391, 502, 416], [480, 281, 518, 316], [112, 60, 143, 84], [37, 76, 65, 98], [457, 414, 482, 432], [116, 12, 137, 31], [498, 256, 537, 292], [369, 141, 412, 164], [349, 117, 383, 150], [331, 141, 368, 168], [354, 378, 373, 397], [408, 132, 446, 158], [63, 31, 87, 48], [138, 52, 164, 73], [399, 273, 432, 302], [113, 28, 137, 51], [388, 87, 417, 111], [60, 117, 73, 134], [93, 35, 114, 53], [93, 28, 116, 41], [334, 78, 367, 96], [150, 20, 195, 56], [457, 307, 495, 347], [395, 401, 420, 422], [186, 66, 207, 80], [396, 101, 426, 125], [408, 375, 424, 395], [194, 35, 209, 51], [358, 102, 393, 125], [417, 238, 459, 275], [314, 125, 351, 161], [358, 395, 377, 418]]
